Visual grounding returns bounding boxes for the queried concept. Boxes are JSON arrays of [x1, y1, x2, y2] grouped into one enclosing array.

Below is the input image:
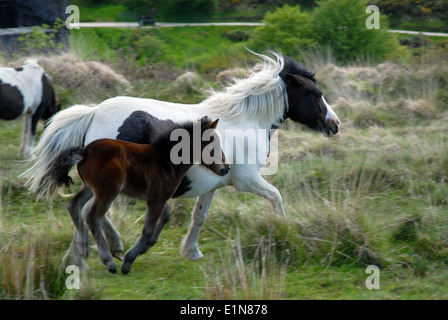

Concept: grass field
[[1, 26, 447, 300]]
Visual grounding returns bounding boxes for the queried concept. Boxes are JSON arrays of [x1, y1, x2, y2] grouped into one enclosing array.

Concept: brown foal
[[48, 118, 229, 274]]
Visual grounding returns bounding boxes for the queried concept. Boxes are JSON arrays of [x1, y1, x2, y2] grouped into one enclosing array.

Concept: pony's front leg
[[181, 190, 215, 260], [233, 167, 286, 217], [122, 202, 170, 274], [19, 114, 33, 158]]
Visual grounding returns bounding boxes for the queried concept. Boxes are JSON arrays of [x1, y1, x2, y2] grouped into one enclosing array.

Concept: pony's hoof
[[61, 251, 90, 271], [181, 247, 204, 261]]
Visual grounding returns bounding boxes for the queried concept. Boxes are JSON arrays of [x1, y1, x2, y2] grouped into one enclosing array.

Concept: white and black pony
[[0, 60, 60, 158], [22, 52, 340, 268]]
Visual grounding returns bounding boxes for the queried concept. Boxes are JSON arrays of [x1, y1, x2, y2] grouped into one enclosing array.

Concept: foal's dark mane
[[279, 56, 316, 83], [150, 117, 211, 154]]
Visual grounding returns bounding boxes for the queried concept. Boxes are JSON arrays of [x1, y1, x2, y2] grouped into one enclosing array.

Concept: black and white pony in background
[[0, 60, 60, 158], [22, 52, 340, 269]]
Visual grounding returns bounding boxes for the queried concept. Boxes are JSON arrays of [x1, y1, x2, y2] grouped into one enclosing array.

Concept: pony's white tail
[[21, 104, 96, 199]]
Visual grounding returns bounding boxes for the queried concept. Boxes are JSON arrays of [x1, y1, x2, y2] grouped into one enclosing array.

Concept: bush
[[248, 5, 316, 57], [136, 34, 167, 61], [16, 19, 65, 57], [311, 0, 404, 62], [222, 29, 251, 42]]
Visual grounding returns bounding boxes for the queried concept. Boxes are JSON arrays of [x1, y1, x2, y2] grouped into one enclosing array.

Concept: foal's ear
[[211, 119, 219, 129], [204, 119, 219, 130]]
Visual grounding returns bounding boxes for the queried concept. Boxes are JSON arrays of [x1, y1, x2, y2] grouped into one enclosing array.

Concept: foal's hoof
[[121, 263, 132, 275], [113, 251, 124, 262], [108, 266, 117, 274], [106, 261, 117, 274]]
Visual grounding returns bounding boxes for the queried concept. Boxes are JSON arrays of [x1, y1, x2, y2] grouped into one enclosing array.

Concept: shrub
[[311, 0, 405, 62], [17, 19, 65, 57], [248, 5, 316, 57], [136, 34, 167, 62], [222, 29, 251, 42]]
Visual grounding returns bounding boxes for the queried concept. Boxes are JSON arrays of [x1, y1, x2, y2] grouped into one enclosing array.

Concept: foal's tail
[[20, 104, 96, 200], [40, 147, 86, 200]]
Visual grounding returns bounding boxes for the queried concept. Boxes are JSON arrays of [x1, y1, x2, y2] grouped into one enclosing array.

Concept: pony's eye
[[313, 91, 322, 99]]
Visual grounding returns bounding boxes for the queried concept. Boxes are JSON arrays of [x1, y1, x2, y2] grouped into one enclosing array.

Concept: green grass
[[4, 109, 448, 299], [71, 1, 278, 23], [73, 26, 254, 72], [1, 26, 448, 299], [72, 2, 135, 22]]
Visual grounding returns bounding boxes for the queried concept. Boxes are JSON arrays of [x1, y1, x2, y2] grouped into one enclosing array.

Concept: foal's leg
[[121, 202, 170, 274], [181, 190, 215, 260], [85, 198, 117, 273], [102, 215, 125, 261], [64, 183, 124, 261]]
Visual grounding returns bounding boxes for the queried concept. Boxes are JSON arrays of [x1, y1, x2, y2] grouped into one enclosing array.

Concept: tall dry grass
[[301, 49, 447, 129], [203, 47, 447, 295], [202, 229, 288, 300], [0, 229, 66, 299]]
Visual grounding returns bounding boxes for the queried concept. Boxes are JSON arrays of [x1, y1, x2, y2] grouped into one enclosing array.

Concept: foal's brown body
[[78, 139, 190, 274], [80, 139, 183, 202], [51, 118, 228, 274]]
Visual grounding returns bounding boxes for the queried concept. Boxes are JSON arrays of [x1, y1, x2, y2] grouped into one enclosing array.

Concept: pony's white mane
[[201, 52, 287, 126]]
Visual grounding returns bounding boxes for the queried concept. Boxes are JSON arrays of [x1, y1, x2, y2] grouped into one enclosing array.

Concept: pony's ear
[[285, 74, 305, 87]]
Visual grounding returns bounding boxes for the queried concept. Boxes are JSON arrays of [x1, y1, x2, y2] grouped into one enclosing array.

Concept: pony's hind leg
[[181, 190, 215, 260], [121, 202, 170, 274], [62, 185, 93, 270]]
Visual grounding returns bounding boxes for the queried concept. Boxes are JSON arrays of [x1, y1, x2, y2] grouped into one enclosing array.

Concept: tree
[[122, 0, 216, 17]]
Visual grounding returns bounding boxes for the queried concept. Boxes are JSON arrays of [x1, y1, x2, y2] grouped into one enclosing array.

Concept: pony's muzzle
[[323, 119, 339, 137]]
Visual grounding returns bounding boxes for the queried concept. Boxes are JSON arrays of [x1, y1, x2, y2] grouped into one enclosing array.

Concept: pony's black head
[[280, 57, 340, 136]]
